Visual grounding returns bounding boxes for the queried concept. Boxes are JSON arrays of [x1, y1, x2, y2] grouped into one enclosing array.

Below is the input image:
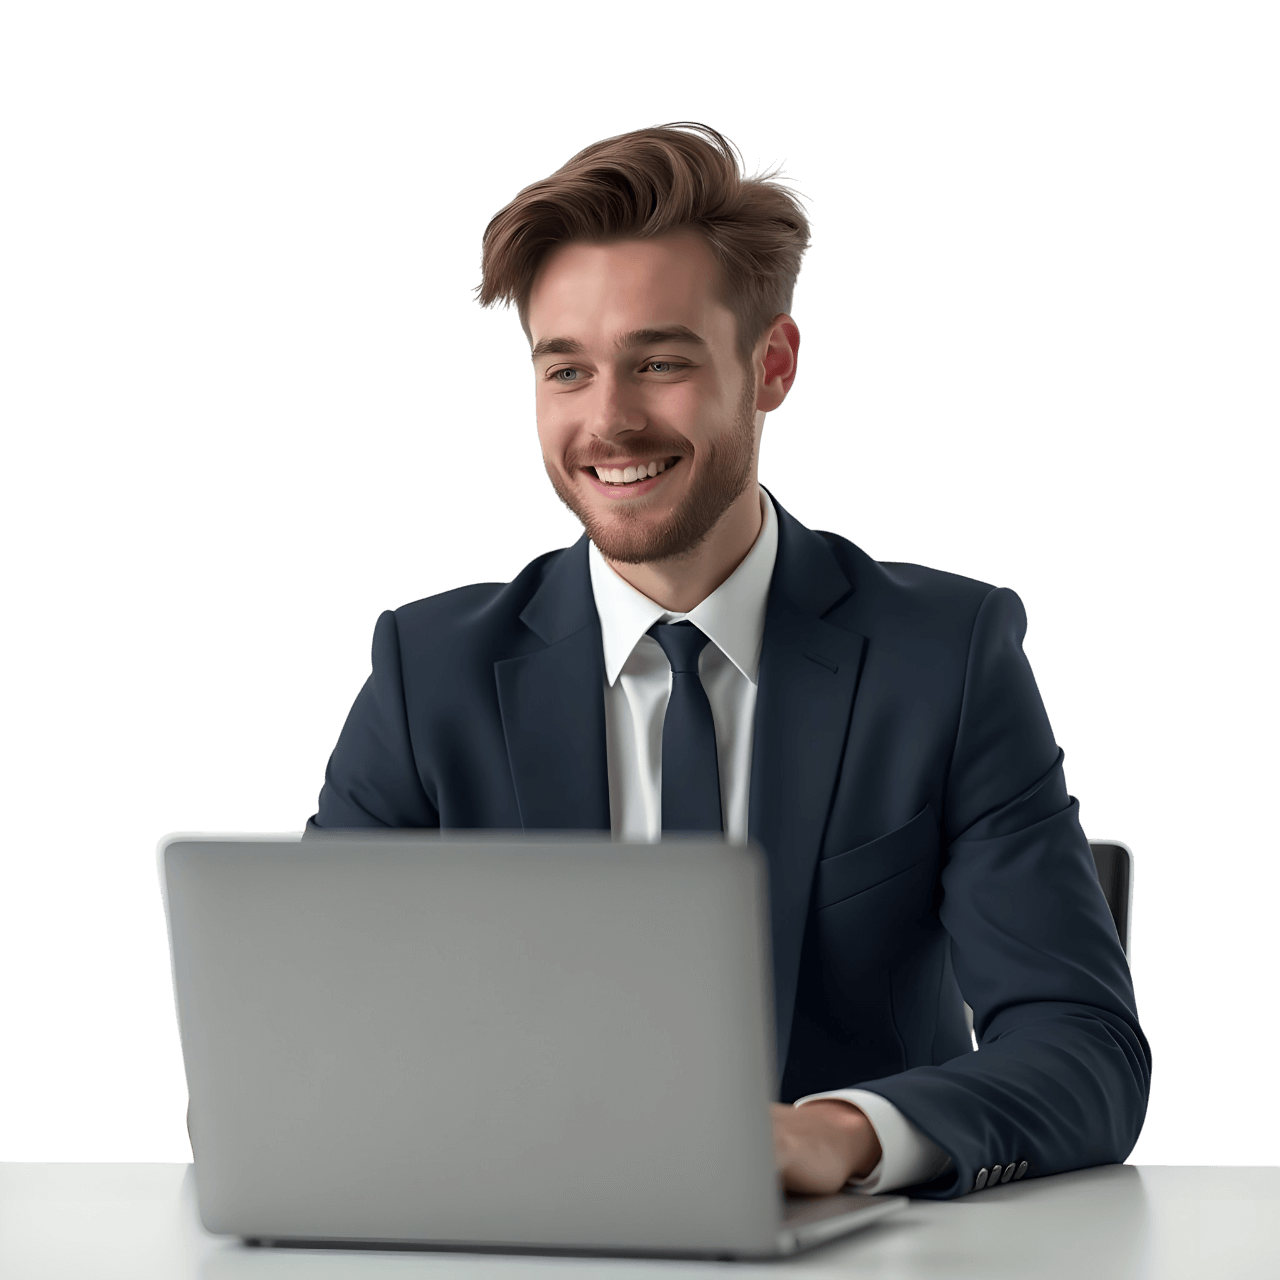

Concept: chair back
[[1088, 840, 1133, 956]]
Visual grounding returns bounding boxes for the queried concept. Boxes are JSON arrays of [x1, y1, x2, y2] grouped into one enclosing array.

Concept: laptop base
[[239, 1191, 908, 1261]]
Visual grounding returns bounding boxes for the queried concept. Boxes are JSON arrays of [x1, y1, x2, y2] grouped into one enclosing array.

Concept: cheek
[[662, 383, 699, 413], [534, 427, 556, 465]]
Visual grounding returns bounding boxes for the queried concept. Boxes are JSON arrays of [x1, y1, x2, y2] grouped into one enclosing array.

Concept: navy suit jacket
[[310, 495, 1151, 1198]]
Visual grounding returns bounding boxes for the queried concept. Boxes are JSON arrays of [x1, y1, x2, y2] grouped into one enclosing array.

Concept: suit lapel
[[495, 539, 611, 830], [751, 500, 868, 1074]]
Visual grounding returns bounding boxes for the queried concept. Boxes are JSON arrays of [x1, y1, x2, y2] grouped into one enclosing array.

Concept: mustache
[[563, 433, 694, 471]]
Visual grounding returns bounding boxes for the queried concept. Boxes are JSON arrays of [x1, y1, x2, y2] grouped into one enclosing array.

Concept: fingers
[[772, 1101, 880, 1195]]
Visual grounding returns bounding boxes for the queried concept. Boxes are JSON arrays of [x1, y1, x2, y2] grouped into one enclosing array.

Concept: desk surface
[[2, 1163, 1278, 1279]]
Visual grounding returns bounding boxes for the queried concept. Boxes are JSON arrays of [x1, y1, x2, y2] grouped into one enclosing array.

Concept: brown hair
[[477, 122, 810, 364]]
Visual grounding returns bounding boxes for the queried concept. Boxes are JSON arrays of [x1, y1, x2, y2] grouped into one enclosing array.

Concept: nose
[[586, 370, 646, 442]]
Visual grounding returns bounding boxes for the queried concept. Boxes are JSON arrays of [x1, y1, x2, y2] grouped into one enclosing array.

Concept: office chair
[[962, 839, 1134, 1044]]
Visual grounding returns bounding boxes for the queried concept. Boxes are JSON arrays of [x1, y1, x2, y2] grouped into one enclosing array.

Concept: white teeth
[[592, 460, 672, 485]]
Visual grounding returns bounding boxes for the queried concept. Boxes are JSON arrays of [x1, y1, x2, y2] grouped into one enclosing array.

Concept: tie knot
[[648, 621, 712, 674]]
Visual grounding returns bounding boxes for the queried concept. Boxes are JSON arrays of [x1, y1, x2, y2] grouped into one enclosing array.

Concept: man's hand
[[772, 1100, 883, 1195]]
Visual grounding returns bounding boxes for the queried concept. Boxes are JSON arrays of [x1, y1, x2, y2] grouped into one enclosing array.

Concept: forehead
[[526, 231, 730, 345]]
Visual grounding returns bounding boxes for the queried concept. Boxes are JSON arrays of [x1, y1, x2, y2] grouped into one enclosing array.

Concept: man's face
[[527, 231, 761, 564]]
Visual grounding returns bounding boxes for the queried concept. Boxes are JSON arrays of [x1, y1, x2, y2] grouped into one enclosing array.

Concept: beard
[[545, 378, 758, 565]]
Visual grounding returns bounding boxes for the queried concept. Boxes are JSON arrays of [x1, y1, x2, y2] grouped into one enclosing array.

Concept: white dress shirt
[[586, 489, 953, 1194]]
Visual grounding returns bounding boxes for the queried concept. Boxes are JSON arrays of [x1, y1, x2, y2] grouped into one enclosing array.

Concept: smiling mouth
[[588, 456, 681, 486]]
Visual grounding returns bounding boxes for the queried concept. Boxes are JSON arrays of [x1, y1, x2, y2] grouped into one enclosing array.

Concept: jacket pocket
[[815, 804, 939, 911]]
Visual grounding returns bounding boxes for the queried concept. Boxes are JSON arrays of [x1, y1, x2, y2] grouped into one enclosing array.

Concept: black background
[[7, 102, 1228, 1172]]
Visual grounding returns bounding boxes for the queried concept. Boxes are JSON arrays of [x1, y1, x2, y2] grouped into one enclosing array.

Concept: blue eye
[[550, 363, 691, 381], [552, 368, 580, 382]]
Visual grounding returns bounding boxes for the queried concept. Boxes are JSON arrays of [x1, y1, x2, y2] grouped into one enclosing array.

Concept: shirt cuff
[[794, 1088, 953, 1193]]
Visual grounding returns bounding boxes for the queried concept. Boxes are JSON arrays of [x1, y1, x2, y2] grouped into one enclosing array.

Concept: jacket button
[[973, 1168, 989, 1191], [1001, 1163, 1016, 1183], [1014, 1161, 1028, 1180], [989, 1164, 1003, 1185]]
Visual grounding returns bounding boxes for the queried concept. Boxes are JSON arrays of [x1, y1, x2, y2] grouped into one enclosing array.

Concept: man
[[310, 123, 1150, 1198]]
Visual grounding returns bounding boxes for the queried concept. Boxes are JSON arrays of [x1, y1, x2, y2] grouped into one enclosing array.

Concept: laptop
[[160, 833, 908, 1258]]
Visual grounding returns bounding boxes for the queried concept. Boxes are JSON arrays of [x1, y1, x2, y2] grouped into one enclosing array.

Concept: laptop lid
[[161, 833, 787, 1256]]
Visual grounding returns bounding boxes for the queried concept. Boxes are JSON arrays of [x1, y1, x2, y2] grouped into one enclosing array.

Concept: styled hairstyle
[[477, 123, 810, 364]]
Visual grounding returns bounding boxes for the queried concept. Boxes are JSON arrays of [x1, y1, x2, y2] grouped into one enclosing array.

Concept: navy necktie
[[648, 622, 723, 833]]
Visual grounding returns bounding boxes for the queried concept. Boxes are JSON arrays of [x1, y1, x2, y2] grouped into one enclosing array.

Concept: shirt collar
[[587, 488, 779, 687]]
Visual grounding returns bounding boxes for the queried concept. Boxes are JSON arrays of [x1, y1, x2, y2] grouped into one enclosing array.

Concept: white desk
[[2, 1163, 1277, 1279]]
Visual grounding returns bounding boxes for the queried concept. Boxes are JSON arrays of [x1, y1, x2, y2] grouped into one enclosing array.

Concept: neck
[[604, 483, 763, 613]]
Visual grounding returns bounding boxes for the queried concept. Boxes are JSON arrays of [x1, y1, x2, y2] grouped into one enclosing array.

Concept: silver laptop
[[160, 833, 907, 1259]]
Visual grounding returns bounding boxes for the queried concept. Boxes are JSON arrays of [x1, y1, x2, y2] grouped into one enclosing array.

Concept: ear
[[756, 315, 800, 412]]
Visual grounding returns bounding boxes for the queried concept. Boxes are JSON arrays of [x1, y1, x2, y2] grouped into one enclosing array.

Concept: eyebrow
[[530, 326, 708, 360]]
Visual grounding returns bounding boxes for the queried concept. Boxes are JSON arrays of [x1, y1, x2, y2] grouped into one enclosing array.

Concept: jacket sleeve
[[853, 586, 1151, 1197], [307, 609, 440, 831]]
